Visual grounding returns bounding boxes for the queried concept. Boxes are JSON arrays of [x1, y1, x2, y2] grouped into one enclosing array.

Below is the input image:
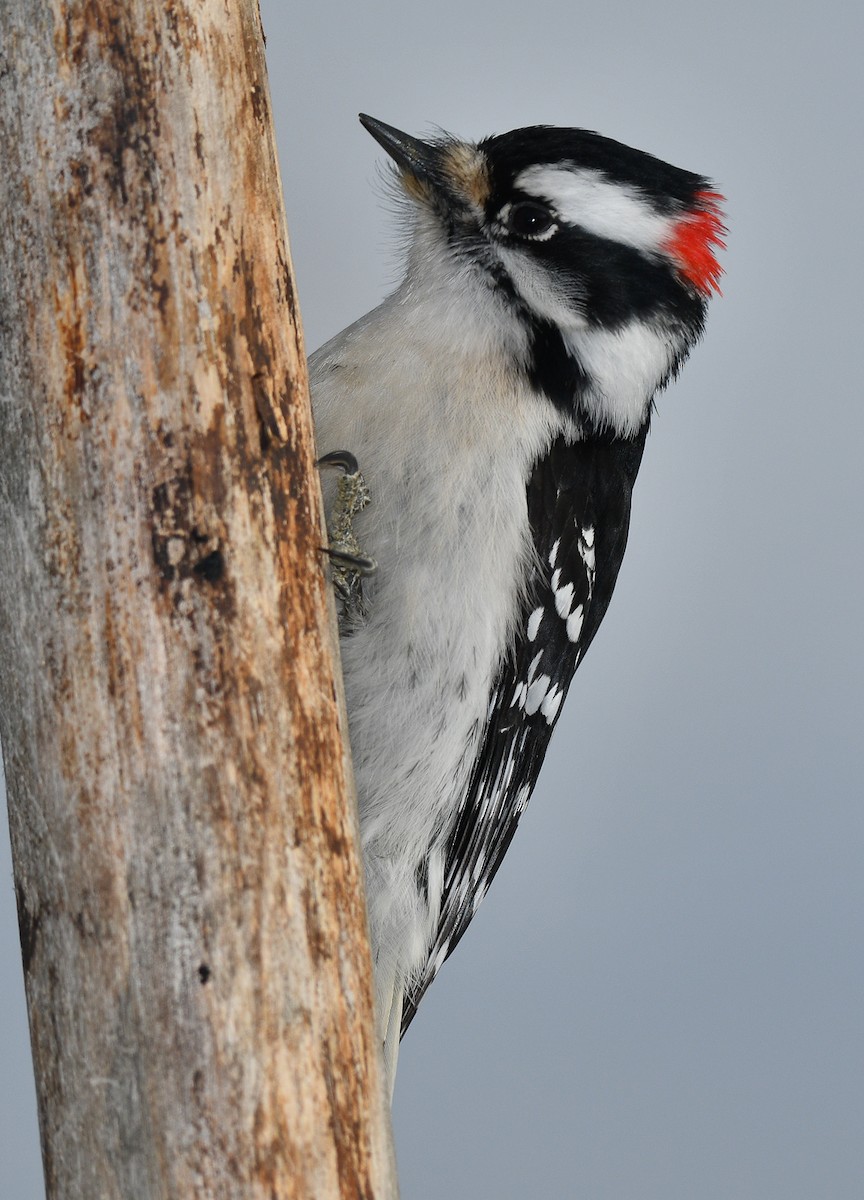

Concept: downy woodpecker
[[310, 115, 725, 1091]]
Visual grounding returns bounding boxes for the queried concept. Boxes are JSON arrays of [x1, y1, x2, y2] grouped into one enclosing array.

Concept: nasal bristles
[[665, 189, 727, 298]]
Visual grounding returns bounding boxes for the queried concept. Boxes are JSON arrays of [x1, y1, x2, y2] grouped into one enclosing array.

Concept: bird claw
[[318, 450, 361, 475], [318, 450, 377, 628], [323, 546, 378, 575]]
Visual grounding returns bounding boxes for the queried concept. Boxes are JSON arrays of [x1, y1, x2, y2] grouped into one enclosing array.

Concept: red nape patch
[[664, 190, 727, 297]]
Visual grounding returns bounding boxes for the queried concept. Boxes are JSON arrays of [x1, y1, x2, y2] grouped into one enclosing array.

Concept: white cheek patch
[[565, 321, 676, 436], [514, 165, 675, 255]]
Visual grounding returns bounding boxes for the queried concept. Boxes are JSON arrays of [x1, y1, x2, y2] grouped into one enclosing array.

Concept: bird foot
[[318, 451, 377, 629]]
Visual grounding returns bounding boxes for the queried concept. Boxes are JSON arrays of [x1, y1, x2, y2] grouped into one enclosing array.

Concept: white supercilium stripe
[[514, 165, 675, 255]]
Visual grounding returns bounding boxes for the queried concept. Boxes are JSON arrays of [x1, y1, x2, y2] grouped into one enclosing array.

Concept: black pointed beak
[[359, 114, 440, 187]]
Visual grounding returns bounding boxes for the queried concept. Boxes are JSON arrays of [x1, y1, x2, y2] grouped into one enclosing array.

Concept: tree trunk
[[0, 3, 398, 1197]]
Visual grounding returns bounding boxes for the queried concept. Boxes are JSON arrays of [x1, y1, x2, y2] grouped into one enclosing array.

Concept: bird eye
[[504, 201, 556, 239]]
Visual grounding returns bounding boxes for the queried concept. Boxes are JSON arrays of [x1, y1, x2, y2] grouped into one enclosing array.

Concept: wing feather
[[401, 428, 647, 1035]]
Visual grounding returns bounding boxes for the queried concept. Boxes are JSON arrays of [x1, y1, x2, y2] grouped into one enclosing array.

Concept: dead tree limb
[[0, 2, 398, 1196]]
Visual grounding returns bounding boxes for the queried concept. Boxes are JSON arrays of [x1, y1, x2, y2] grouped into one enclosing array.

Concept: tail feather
[[375, 965, 404, 1100]]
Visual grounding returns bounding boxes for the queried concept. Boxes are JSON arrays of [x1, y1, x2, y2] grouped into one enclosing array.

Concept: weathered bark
[[0, 3, 398, 1198]]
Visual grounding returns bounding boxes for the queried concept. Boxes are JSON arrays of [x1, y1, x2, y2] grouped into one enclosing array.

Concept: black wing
[[401, 428, 648, 1035]]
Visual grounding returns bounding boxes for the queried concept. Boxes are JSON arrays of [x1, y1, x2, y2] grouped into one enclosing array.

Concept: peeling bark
[[0, 3, 398, 1197]]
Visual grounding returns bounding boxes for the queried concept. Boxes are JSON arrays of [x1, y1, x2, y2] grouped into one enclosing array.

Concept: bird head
[[359, 115, 725, 437]]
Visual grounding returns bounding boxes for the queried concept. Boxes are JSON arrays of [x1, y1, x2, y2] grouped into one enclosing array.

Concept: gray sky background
[[2, 1, 863, 1195]]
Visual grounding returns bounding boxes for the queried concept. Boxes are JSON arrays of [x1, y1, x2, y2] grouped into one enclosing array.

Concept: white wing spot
[[566, 604, 584, 643], [524, 673, 551, 715], [540, 685, 563, 724], [582, 524, 595, 548], [549, 538, 560, 568], [578, 533, 596, 573], [526, 651, 543, 683], [527, 606, 544, 641], [554, 581, 574, 619]]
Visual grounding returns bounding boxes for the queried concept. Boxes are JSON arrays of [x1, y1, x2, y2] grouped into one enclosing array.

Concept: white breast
[[309, 264, 564, 990]]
